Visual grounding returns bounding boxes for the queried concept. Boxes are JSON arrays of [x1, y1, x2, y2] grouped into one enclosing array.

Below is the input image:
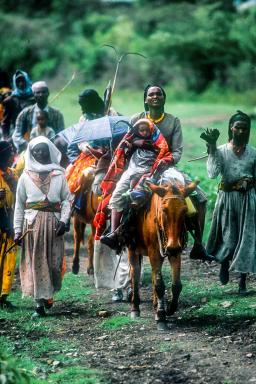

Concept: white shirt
[[14, 170, 71, 234]]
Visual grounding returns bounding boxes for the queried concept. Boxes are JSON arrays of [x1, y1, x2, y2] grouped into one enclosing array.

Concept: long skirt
[[20, 211, 64, 300], [0, 232, 17, 296], [206, 189, 256, 273]]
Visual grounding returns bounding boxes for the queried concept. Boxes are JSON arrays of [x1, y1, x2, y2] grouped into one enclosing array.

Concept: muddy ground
[[56, 246, 256, 384], [2, 243, 256, 384]]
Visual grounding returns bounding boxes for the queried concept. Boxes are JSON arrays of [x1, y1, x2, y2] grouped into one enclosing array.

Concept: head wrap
[[78, 89, 105, 115], [24, 136, 64, 173], [0, 141, 13, 168], [32, 81, 49, 93], [132, 118, 155, 135], [11, 69, 33, 97], [228, 110, 251, 142], [143, 84, 166, 111]]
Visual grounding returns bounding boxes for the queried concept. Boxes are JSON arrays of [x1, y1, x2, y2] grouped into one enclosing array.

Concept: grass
[[100, 315, 141, 330]]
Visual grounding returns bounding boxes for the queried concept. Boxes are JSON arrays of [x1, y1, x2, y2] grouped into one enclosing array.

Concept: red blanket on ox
[[94, 126, 173, 240]]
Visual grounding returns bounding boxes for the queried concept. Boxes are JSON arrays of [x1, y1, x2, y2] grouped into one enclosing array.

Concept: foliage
[[0, 352, 31, 384], [1, 2, 256, 94]]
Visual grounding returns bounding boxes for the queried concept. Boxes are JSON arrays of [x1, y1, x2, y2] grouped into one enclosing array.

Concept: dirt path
[[59, 250, 256, 384], [2, 240, 256, 383]]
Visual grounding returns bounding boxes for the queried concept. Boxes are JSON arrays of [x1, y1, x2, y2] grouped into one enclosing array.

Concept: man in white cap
[[12, 81, 64, 152]]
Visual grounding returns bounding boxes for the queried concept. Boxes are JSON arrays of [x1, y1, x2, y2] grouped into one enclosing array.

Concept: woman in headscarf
[[205, 111, 256, 293], [0, 141, 18, 309], [14, 136, 71, 317], [1, 70, 34, 139]]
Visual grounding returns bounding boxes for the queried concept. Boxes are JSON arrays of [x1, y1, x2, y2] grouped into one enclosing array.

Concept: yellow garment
[[14, 152, 25, 177], [0, 168, 17, 208], [185, 197, 197, 217], [0, 87, 11, 122], [0, 232, 17, 295], [0, 169, 17, 296]]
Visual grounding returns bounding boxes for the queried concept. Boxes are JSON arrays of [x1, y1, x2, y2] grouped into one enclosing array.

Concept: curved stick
[[49, 72, 76, 104], [102, 45, 147, 113]]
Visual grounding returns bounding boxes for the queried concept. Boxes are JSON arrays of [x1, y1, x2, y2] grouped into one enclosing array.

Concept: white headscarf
[[24, 136, 64, 173]]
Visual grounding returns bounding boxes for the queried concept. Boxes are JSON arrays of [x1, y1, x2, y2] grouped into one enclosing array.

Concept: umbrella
[[56, 116, 129, 147], [71, 115, 129, 145]]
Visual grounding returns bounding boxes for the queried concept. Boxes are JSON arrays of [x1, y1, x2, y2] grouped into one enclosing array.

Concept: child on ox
[[98, 118, 173, 249], [202, 111, 256, 294]]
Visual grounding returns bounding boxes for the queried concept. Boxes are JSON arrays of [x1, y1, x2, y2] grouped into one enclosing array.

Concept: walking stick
[[0, 229, 33, 298], [102, 45, 147, 114], [2, 229, 34, 258], [49, 72, 76, 104], [187, 154, 208, 162]]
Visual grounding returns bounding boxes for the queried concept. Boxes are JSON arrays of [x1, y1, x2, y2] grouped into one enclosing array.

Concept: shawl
[[94, 120, 173, 239], [24, 136, 65, 173], [11, 70, 33, 97]]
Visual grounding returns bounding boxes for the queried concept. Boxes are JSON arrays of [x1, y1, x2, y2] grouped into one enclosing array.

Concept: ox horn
[[146, 181, 167, 197], [184, 180, 200, 197]]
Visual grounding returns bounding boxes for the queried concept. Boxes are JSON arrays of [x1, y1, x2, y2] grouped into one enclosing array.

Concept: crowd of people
[[0, 67, 255, 317]]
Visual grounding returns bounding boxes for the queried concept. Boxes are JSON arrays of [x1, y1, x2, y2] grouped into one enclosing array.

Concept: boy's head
[[133, 118, 154, 139], [36, 110, 48, 128]]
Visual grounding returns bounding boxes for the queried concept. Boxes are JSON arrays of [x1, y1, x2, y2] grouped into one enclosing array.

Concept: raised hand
[[200, 128, 220, 145]]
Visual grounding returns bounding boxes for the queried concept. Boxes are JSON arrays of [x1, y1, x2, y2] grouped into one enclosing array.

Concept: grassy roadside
[[1, 261, 255, 383]]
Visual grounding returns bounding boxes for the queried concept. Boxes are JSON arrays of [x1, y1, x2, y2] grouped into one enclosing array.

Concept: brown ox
[[71, 168, 99, 275], [128, 179, 198, 330]]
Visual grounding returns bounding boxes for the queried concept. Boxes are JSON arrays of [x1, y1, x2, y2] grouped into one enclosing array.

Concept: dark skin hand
[[14, 232, 22, 245], [56, 221, 66, 236], [200, 128, 220, 154], [132, 139, 156, 151]]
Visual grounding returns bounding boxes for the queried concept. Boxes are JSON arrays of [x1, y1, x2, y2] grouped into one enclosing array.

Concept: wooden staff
[[102, 45, 147, 114], [188, 154, 208, 162], [2, 229, 34, 258], [49, 72, 76, 104]]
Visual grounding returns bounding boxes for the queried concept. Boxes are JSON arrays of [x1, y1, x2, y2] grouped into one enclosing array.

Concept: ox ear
[[146, 181, 167, 197], [184, 180, 200, 197]]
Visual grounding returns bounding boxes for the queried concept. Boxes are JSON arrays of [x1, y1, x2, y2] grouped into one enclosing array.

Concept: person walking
[[204, 111, 256, 293], [14, 137, 71, 317]]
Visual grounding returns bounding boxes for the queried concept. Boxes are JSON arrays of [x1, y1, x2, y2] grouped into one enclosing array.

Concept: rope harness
[[155, 194, 186, 258]]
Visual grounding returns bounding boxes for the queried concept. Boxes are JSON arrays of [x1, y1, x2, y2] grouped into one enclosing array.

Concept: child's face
[[37, 113, 47, 128], [137, 123, 151, 138]]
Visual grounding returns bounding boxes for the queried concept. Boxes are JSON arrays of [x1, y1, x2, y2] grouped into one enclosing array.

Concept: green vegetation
[[100, 315, 135, 329], [2, 1, 256, 99]]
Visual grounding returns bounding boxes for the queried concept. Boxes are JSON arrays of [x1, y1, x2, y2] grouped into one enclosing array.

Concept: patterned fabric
[[206, 143, 256, 273], [94, 126, 173, 239], [20, 211, 64, 300], [130, 112, 183, 164], [25, 201, 61, 212], [66, 152, 96, 194]]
